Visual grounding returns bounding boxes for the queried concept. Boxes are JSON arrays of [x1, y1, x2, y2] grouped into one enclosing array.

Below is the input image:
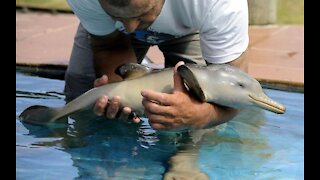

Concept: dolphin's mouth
[[249, 94, 286, 114]]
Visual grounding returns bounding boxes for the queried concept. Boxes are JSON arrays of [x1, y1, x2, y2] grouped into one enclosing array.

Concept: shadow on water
[[16, 71, 181, 179], [19, 111, 182, 179], [16, 71, 304, 179]]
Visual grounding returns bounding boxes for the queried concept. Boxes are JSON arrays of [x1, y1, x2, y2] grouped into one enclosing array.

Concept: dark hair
[[106, 0, 131, 7]]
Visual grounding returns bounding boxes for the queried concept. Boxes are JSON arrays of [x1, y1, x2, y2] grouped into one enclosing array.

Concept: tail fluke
[[19, 105, 64, 125]]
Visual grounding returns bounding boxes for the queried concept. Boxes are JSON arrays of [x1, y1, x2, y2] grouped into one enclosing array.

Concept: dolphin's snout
[[249, 93, 286, 114]]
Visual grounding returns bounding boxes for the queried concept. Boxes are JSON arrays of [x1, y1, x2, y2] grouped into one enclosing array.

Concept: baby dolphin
[[19, 63, 286, 125]]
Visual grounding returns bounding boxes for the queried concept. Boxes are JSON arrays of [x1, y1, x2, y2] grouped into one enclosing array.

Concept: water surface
[[16, 72, 304, 179]]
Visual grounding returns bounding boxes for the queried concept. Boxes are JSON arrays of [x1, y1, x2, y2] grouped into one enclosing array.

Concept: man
[[65, 0, 249, 130]]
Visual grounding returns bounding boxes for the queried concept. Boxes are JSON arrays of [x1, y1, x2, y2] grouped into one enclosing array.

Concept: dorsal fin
[[115, 63, 152, 80]]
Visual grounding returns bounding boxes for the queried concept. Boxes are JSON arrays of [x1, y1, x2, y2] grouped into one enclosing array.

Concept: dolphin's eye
[[238, 83, 245, 88]]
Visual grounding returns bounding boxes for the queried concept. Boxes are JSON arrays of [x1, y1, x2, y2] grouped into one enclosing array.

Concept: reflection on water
[[16, 72, 304, 179]]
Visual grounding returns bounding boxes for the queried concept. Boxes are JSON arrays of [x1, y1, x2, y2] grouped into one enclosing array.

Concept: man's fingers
[[146, 111, 173, 125], [94, 75, 108, 87], [117, 107, 131, 121], [93, 95, 140, 123], [142, 97, 172, 116], [141, 90, 172, 106], [149, 122, 167, 130], [105, 96, 121, 119], [93, 95, 108, 116], [132, 117, 141, 123]]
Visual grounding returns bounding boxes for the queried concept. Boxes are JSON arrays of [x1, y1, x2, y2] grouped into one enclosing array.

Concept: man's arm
[[90, 30, 137, 82], [142, 51, 248, 130], [227, 50, 248, 72]]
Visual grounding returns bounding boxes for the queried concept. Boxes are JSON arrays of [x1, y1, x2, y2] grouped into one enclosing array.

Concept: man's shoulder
[[67, 0, 116, 36]]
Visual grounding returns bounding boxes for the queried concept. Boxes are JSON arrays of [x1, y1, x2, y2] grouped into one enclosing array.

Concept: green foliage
[[16, 0, 71, 11], [277, 0, 304, 24]]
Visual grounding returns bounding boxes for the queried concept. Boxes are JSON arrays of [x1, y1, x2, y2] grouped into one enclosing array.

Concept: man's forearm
[[227, 50, 248, 72], [90, 31, 137, 82], [93, 48, 137, 82], [203, 103, 239, 128]]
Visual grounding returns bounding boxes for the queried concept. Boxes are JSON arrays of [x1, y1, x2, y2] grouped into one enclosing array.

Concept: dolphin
[[19, 63, 286, 125]]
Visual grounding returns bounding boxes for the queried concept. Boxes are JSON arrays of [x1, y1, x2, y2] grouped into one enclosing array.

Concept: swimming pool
[[16, 71, 304, 179]]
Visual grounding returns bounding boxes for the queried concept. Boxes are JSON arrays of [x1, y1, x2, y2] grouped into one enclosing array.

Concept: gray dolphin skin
[[19, 63, 286, 125]]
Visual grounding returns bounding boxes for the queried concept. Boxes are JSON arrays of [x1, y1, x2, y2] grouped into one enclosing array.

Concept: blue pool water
[[16, 72, 304, 179]]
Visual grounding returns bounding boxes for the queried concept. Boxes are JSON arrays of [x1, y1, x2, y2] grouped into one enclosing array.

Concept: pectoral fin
[[115, 63, 152, 80], [177, 65, 206, 102]]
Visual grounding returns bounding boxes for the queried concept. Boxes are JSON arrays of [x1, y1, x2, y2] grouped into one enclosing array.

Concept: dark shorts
[[64, 23, 206, 101]]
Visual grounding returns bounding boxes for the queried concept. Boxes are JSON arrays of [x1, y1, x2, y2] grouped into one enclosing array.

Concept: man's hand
[[93, 75, 140, 123], [141, 61, 239, 130]]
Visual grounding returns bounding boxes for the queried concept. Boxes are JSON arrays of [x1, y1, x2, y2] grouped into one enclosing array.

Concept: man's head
[[99, 0, 165, 32]]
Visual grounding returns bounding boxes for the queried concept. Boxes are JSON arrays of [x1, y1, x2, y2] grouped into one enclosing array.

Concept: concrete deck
[[16, 10, 304, 91]]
